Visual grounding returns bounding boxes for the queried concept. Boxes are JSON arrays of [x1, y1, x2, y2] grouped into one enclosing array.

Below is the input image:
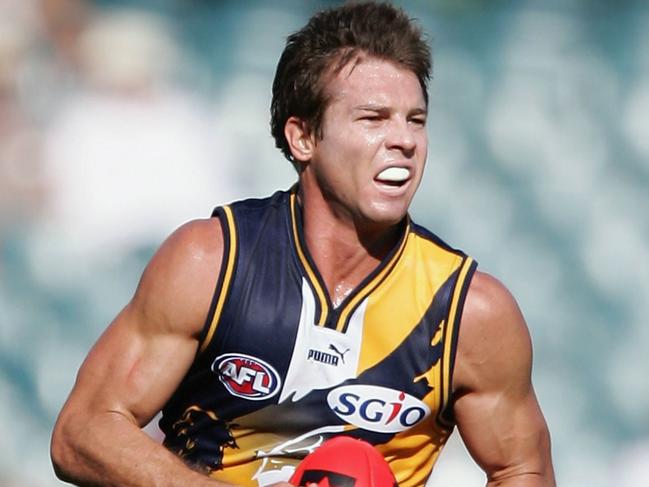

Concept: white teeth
[[376, 167, 409, 182]]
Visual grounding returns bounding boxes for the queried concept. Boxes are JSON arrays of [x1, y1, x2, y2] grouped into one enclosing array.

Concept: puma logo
[[328, 344, 350, 364]]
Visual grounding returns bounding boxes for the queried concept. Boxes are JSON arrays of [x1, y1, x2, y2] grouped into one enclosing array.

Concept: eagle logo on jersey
[[213, 353, 282, 401]]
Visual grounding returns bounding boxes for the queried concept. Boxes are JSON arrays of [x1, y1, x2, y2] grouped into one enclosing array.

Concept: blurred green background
[[1, 1, 647, 486]]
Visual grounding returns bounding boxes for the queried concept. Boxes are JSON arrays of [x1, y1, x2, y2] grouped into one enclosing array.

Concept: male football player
[[52, 2, 555, 486]]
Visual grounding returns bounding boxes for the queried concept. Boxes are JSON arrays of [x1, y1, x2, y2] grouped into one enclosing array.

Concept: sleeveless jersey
[[160, 188, 477, 487]]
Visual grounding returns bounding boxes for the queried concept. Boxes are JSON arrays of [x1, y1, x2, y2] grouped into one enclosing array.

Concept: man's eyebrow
[[410, 107, 428, 116], [352, 104, 428, 114], [353, 104, 387, 112]]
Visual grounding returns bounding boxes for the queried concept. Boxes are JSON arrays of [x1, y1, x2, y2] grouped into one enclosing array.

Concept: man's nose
[[385, 118, 416, 155]]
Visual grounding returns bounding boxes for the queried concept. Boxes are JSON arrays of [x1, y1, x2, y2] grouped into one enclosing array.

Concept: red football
[[289, 436, 397, 487]]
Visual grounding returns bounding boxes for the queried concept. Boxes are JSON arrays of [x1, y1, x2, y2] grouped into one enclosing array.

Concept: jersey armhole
[[437, 256, 478, 428], [197, 205, 238, 354]]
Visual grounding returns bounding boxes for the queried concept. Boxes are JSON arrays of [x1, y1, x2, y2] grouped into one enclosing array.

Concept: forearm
[[51, 410, 232, 487], [486, 468, 555, 487]]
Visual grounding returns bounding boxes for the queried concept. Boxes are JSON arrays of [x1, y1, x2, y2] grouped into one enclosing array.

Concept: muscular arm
[[51, 218, 233, 487], [452, 272, 555, 486]]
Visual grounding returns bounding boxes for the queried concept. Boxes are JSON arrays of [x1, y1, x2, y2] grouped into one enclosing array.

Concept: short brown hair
[[270, 1, 432, 162]]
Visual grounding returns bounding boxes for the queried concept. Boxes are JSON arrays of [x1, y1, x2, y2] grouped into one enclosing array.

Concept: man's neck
[[298, 191, 403, 307]]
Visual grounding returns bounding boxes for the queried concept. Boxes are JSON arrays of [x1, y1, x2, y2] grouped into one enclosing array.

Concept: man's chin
[[359, 204, 409, 228]]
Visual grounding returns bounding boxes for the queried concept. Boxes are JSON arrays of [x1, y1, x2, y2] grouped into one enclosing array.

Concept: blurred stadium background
[[1, 0, 648, 485]]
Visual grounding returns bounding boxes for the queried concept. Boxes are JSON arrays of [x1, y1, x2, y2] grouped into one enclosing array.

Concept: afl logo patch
[[213, 353, 281, 401], [327, 385, 430, 433]]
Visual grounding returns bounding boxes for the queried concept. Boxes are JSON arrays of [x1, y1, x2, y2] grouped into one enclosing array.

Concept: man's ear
[[284, 116, 315, 163]]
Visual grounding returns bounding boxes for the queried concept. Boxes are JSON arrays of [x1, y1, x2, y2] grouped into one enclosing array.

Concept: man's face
[[302, 56, 428, 227]]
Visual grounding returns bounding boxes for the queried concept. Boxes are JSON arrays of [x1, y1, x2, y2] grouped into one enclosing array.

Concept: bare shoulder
[[454, 270, 533, 394], [132, 217, 224, 339]]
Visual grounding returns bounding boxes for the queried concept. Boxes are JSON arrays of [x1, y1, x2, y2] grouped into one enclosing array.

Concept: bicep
[[454, 380, 551, 482], [61, 218, 223, 427], [452, 272, 554, 484], [69, 303, 200, 426]]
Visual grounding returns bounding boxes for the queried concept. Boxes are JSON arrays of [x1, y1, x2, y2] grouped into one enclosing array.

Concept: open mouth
[[375, 167, 410, 187]]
